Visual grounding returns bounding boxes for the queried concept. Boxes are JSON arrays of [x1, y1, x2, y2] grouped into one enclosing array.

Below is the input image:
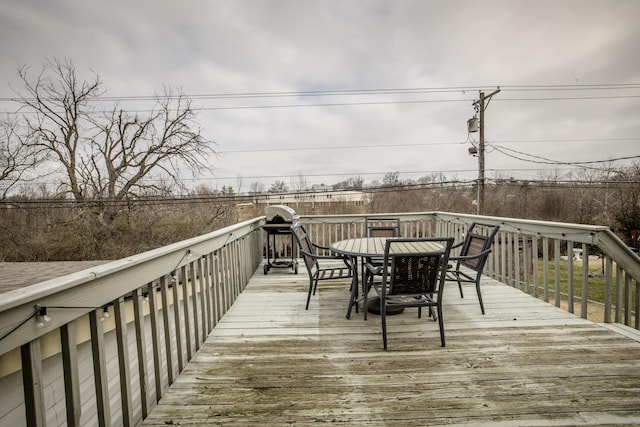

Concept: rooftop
[[0, 261, 109, 294]]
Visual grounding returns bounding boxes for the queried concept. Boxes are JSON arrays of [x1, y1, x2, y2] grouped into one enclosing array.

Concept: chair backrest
[[383, 238, 453, 297], [366, 218, 401, 238], [458, 222, 500, 271], [291, 223, 318, 272]]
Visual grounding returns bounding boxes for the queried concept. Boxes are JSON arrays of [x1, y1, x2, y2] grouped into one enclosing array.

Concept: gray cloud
[[1, 0, 638, 190]]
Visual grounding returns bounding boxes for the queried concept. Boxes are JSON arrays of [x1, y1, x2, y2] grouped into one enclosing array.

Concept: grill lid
[[265, 205, 298, 223]]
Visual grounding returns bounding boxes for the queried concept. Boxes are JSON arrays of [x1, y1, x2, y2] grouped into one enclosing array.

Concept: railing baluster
[[199, 256, 210, 339], [625, 272, 632, 326], [190, 260, 200, 352], [172, 270, 184, 372], [215, 251, 225, 318], [567, 241, 574, 314], [581, 242, 589, 319], [532, 237, 540, 298], [182, 265, 193, 361], [114, 296, 134, 426], [160, 276, 174, 385], [554, 239, 561, 307], [521, 234, 529, 292], [514, 232, 521, 290], [147, 280, 164, 400], [89, 308, 111, 427], [615, 263, 623, 323], [635, 278, 639, 329], [604, 256, 613, 323], [209, 253, 220, 326], [501, 232, 507, 284], [543, 237, 550, 302], [21, 339, 45, 427], [132, 287, 150, 418], [60, 321, 81, 426]]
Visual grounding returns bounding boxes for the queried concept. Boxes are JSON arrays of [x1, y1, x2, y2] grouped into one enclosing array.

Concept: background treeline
[[1, 163, 639, 262]]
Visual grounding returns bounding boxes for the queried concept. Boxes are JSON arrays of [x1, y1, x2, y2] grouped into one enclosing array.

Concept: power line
[[2, 83, 638, 111], [492, 145, 640, 166], [2, 83, 638, 103], [220, 137, 638, 154]]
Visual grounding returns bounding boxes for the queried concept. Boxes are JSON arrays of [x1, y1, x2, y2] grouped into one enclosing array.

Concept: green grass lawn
[[519, 258, 637, 322]]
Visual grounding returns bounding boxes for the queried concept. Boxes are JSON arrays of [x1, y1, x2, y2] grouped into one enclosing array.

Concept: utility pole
[[473, 87, 500, 215]]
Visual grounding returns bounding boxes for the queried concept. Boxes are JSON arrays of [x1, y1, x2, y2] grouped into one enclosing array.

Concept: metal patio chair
[[371, 237, 454, 350], [445, 222, 500, 315], [291, 223, 354, 310], [362, 218, 402, 319]]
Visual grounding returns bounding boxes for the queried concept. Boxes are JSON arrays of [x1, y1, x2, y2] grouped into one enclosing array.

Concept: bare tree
[[14, 58, 215, 202], [291, 174, 308, 192], [249, 181, 265, 195], [0, 115, 45, 198], [334, 176, 364, 190], [269, 180, 288, 193], [382, 171, 401, 187], [612, 162, 640, 243]]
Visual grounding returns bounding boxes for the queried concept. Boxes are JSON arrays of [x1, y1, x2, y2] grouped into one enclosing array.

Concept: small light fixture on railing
[[100, 305, 110, 322], [35, 305, 52, 329]]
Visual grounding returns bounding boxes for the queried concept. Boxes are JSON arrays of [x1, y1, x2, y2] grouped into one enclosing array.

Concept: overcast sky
[[1, 0, 639, 192]]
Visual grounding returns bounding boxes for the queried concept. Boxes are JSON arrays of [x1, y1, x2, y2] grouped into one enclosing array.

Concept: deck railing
[[1, 211, 639, 426], [296, 212, 640, 327], [0, 218, 264, 427]]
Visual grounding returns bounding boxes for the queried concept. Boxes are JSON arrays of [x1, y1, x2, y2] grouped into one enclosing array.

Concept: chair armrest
[[299, 248, 347, 261], [451, 240, 465, 250], [364, 262, 383, 275], [310, 241, 347, 257], [311, 241, 332, 251], [299, 249, 354, 270], [449, 248, 492, 262]]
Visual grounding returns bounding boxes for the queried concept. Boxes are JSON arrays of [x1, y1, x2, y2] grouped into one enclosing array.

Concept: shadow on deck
[[143, 262, 640, 426]]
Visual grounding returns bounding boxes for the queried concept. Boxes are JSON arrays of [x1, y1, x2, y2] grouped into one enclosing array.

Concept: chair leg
[[346, 276, 359, 319], [437, 304, 445, 347], [476, 280, 485, 315], [457, 279, 464, 298], [381, 298, 388, 350], [363, 271, 369, 321], [305, 278, 314, 310]]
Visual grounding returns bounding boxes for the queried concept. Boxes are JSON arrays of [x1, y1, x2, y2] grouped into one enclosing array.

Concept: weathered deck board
[[142, 262, 640, 426]]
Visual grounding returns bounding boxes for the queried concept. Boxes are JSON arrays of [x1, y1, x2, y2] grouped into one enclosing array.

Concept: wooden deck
[[143, 262, 640, 426]]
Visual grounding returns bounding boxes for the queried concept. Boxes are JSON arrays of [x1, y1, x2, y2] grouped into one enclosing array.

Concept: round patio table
[[330, 237, 443, 319]]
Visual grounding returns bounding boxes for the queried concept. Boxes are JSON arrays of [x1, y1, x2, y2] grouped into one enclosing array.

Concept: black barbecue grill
[[263, 205, 299, 274]]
